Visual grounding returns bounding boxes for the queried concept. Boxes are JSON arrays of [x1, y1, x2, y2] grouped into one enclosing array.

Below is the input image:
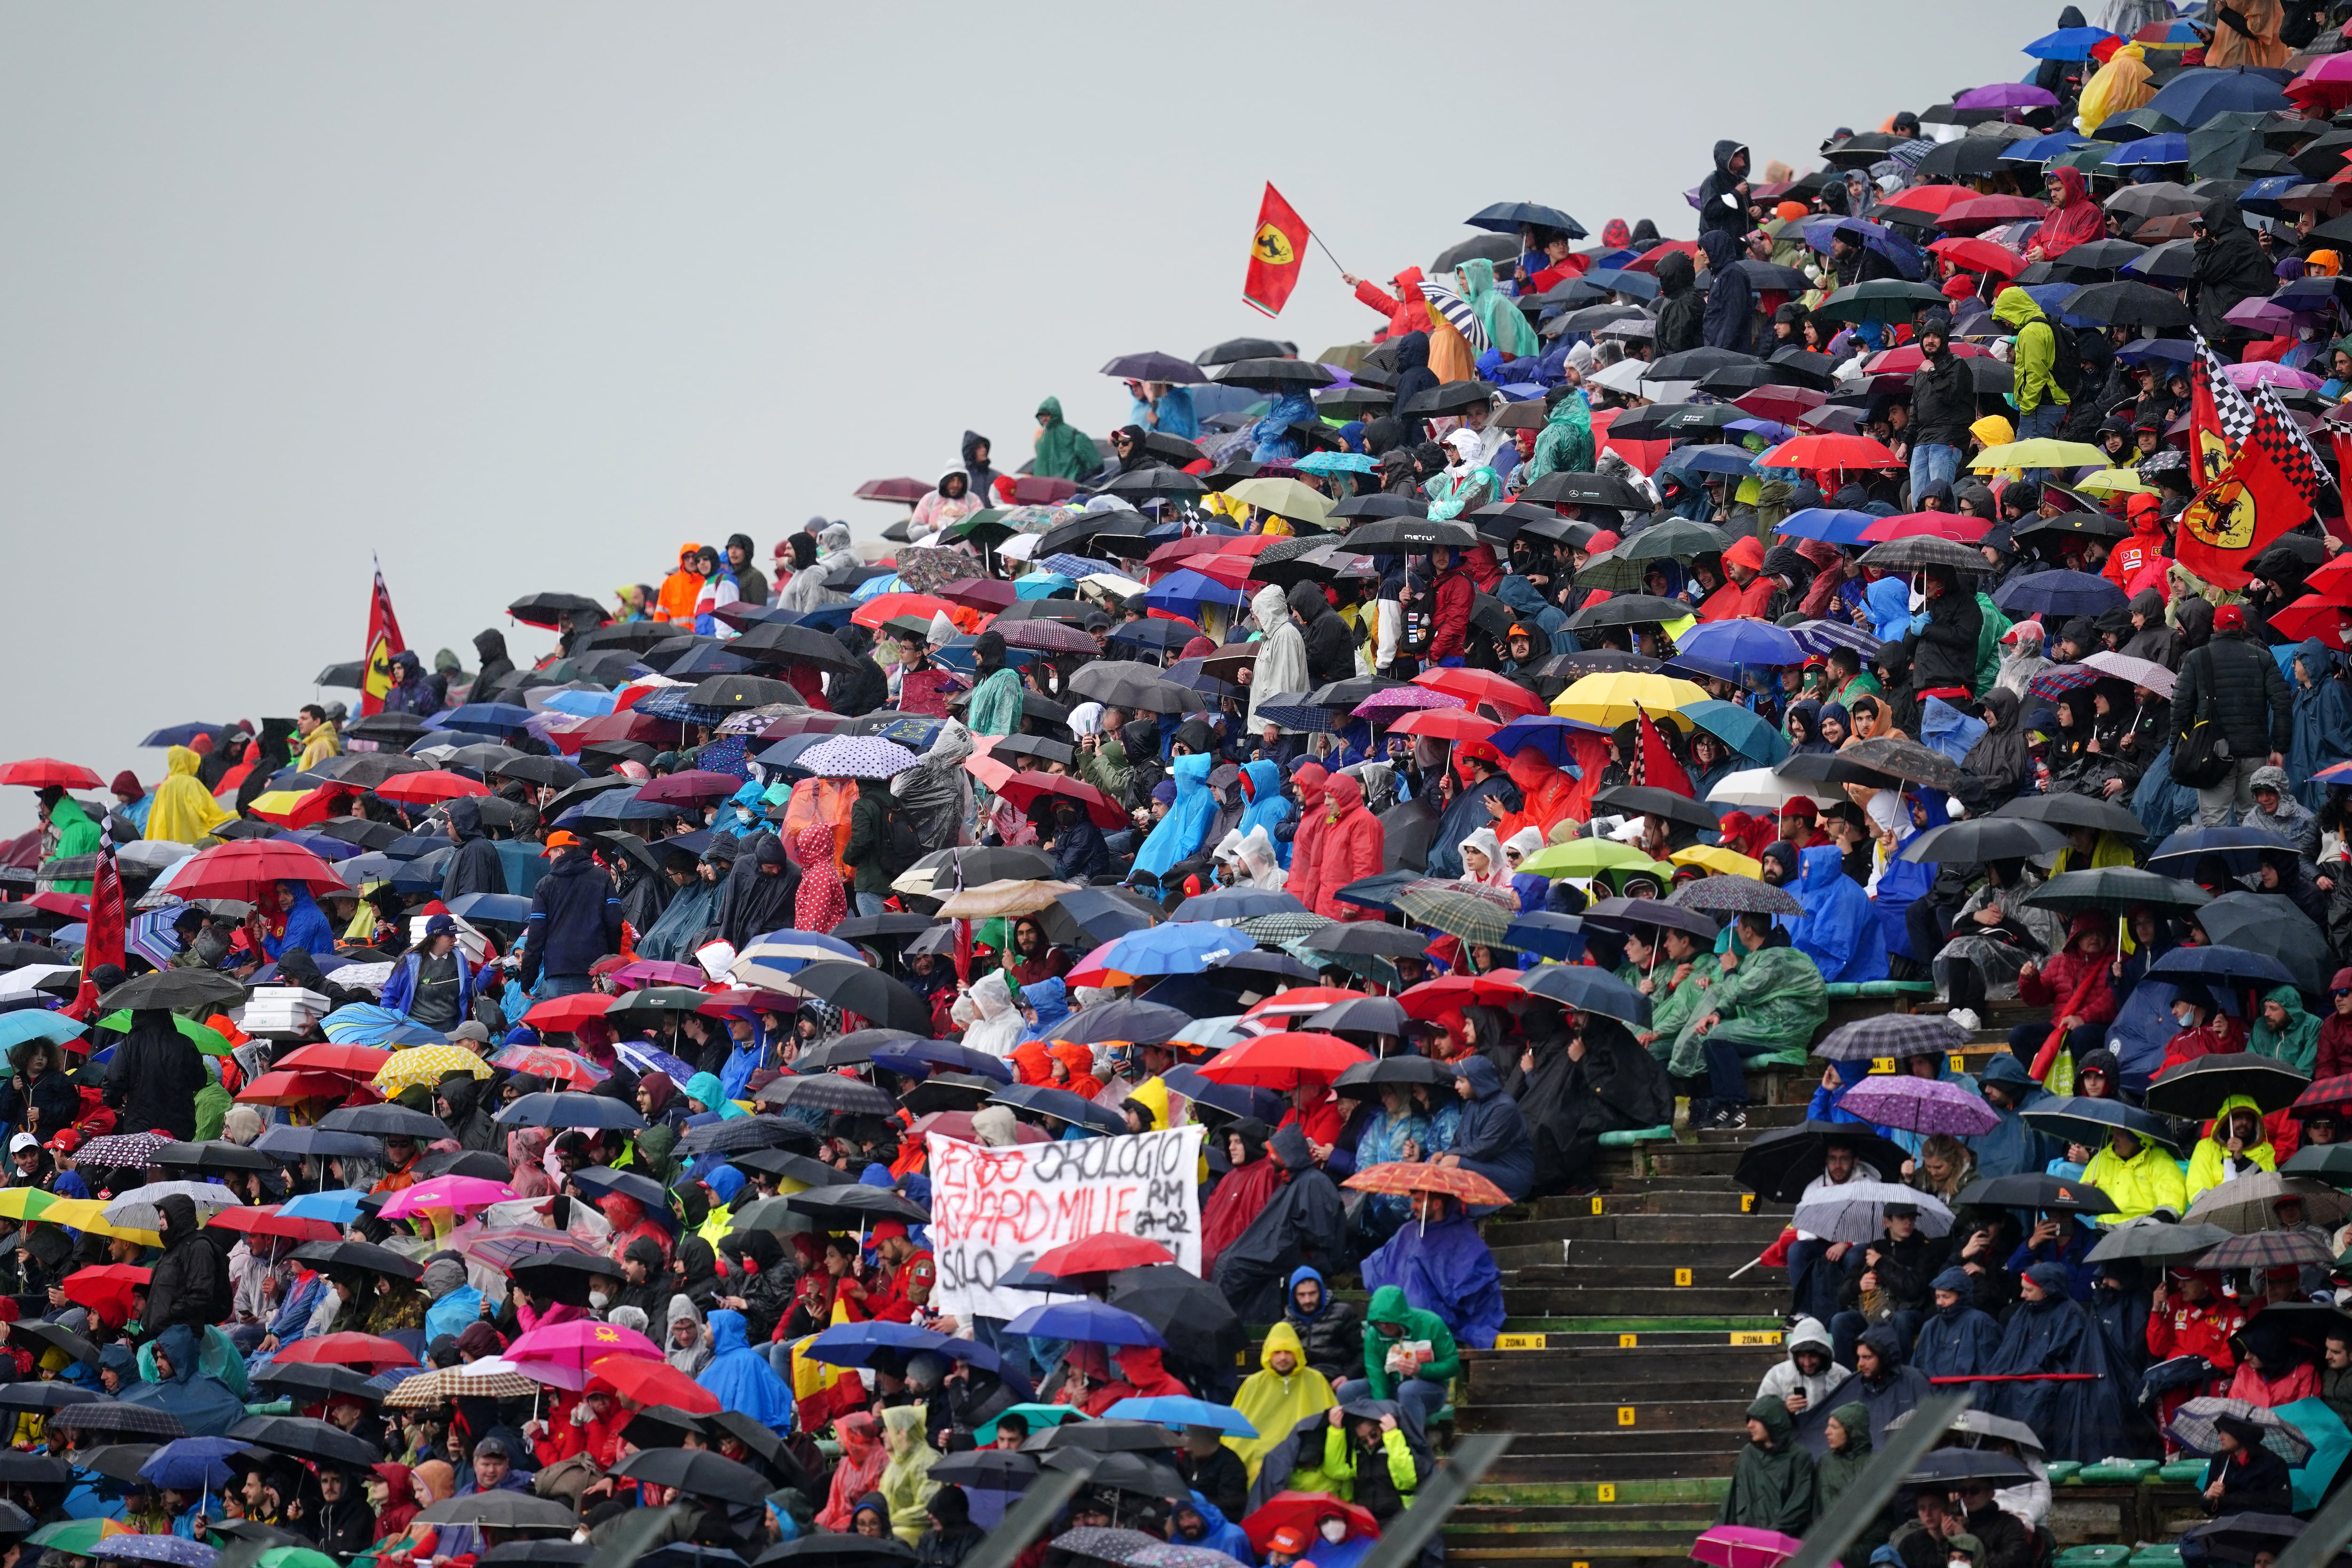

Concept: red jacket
[[2318, 1012, 2352, 1080], [1312, 775, 1385, 921], [1352, 269, 1434, 340], [1700, 538, 1775, 622], [2147, 1289, 2245, 1371], [2161, 1016, 2248, 1075], [1428, 566, 1474, 661], [1286, 764, 1333, 919], [2017, 915, 2117, 1027]]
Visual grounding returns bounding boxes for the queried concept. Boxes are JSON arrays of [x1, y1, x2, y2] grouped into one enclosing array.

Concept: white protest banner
[[926, 1124, 1202, 1323]]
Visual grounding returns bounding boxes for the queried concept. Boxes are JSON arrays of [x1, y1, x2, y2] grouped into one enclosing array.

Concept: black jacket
[[298, 1496, 378, 1559], [1696, 140, 1751, 241], [518, 849, 623, 987], [107, 1010, 207, 1140], [1909, 346, 1977, 450], [1962, 1501, 2034, 1568], [472, 629, 515, 694], [842, 778, 900, 897], [1898, 577, 1983, 694], [437, 1073, 502, 1154], [2175, 629, 2292, 760], [1284, 1295, 1365, 1385], [440, 797, 507, 904], [1289, 583, 1354, 686], [143, 1194, 230, 1340], [1654, 253, 1703, 357], [1700, 231, 1754, 354], [2191, 196, 2277, 344], [828, 627, 890, 718], [1175, 1445, 1249, 1522]]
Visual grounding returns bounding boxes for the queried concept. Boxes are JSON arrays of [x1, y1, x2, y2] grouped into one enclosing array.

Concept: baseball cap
[[8, 1134, 36, 1155], [1269, 1528, 1311, 1555], [451, 1021, 492, 1045], [1780, 796, 1819, 817], [474, 1436, 509, 1460], [871, 1220, 909, 1242], [542, 831, 584, 855], [2214, 605, 2244, 632], [423, 914, 456, 938]]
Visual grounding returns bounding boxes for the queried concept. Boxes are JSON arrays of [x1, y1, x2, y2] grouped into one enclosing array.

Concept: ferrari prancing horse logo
[[1254, 224, 1296, 267]]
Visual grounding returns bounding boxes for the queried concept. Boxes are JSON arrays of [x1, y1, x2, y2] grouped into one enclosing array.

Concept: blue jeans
[[535, 973, 593, 999], [1335, 1374, 1447, 1445], [854, 891, 888, 917], [2018, 402, 2064, 479], [1908, 443, 1960, 503]]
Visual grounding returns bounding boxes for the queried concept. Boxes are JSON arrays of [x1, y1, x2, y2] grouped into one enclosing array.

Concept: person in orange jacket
[[2103, 494, 2171, 597], [656, 543, 703, 623], [1341, 267, 1435, 342], [1700, 537, 1777, 621]]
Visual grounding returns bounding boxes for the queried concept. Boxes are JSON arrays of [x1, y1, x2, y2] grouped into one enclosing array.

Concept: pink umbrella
[[1691, 1527, 1810, 1568], [507, 1319, 663, 1391], [2225, 361, 2323, 390], [1351, 687, 1464, 720], [2225, 296, 2297, 334], [378, 1174, 518, 1221], [1834, 1076, 2000, 1137], [609, 959, 707, 991]]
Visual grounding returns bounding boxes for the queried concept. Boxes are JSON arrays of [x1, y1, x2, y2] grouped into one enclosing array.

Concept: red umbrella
[[633, 770, 745, 806], [1007, 476, 1077, 505], [554, 710, 684, 754], [938, 577, 1019, 613], [1860, 343, 1988, 377], [237, 1069, 369, 1106], [1398, 973, 1526, 1019], [2267, 592, 2352, 649], [1760, 433, 1902, 470], [26, 892, 88, 919], [1617, 239, 1700, 274], [1343, 1161, 1511, 1208], [374, 771, 490, 805], [986, 769, 1128, 831], [1196, 1031, 1371, 1088], [1385, 708, 1500, 743], [1927, 236, 2029, 279], [171, 840, 348, 900], [273, 1332, 419, 1369], [1242, 1494, 1380, 1555], [908, 1110, 1049, 1146], [273, 1043, 392, 1077], [997, 619, 1100, 655], [2294, 1074, 2352, 1114], [207, 1206, 344, 1243], [1880, 186, 1979, 215], [1860, 513, 1991, 543], [2288, 53, 2352, 114], [0, 759, 103, 790], [523, 993, 616, 1031], [855, 477, 930, 505], [62, 1264, 151, 1326], [1034, 1233, 1177, 1276], [1733, 386, 1826, 423], [1935, 196, 2051, 235], [586, 1353, 721, 1413], [1412, 667, 1546, 718]]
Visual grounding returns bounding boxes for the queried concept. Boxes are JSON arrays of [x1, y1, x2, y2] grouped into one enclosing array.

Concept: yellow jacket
[[146, 746, 235, 844], [2081, 1139, 2186, 1225], [297, 724, 341, 771], [2184, 1092, 2278, 1204]]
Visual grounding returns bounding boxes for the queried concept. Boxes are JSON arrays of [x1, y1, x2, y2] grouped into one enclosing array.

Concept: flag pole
[[1308, 230, 1350, 277]]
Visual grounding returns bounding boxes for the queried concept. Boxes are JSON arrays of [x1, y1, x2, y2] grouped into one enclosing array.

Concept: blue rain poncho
[[1872, 791, 1947, 963], [1237, 760, 1295, 867], [694, 1308, 796, 1431], [1908, 1266, 2002, 1378], [1134, 752, 1218, 885], [1359, 1206, 1507, 1349], [2289, 639, 2352, 811], [1788, 844, 1888, 983]]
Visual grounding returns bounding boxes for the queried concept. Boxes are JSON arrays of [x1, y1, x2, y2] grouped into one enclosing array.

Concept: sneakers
[[1947, 1007, 1981, 1033], [1707, 1107, 1749, 1130]]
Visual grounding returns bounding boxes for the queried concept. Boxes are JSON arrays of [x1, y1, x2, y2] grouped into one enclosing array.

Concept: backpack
[[878, 802, 925, 876], [2169, 716, 2234, 789], [2034, 316, 2082, 400]]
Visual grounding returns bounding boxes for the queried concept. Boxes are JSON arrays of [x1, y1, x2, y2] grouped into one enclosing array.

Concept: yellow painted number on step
[[1591, 1195, 1605, 1214], [1675, 1267, 1693, 1286], [1731, 1330, 1785, 1346], [1871, 1057, 1895, 1074], [1741, 1193, 1755, 1212], [1617, 1407, 1636, 1426], [1950, 1052, 1966, 1071], [1495, 1333, 1546, 1350], [1595, 1486, 1615, 1504], [1617, 1333, 1637, 1347]]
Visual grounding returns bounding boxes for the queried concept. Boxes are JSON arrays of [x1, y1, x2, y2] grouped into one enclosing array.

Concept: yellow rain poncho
[[145, 746, 235, 844], [1227, 1319, 1335, 1481], [876, 1404, 939, 1544], [2078, 45, 2154, 134], [2185, 1093, 2277, 1204]]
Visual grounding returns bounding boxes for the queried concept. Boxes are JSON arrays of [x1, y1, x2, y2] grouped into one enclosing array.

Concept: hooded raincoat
[[1717, 1395, 1817, 1532], [147, 747, 236, 844], [1227, 1320, 1335, 1481], [1031, 398, 1100, 483], [1788, 844, 1889, 983]]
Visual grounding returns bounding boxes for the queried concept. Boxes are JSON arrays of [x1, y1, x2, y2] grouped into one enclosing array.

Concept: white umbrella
[[1791, 1180, 1954, 1244], [1708, 767, 1812, 810], [103, 1180, 246, 1232], [114, 841, 194, 873], [2081, 650, 2176, 699], [0, 965, 76, 999], [1588, 359, 1650, 397]]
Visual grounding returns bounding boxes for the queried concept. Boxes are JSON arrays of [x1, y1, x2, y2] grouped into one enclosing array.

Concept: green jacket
[[1645, 951, 1723, 1062], [1523, 392, 1594, 486], [841, 783, 898, 896], [1672, 942, 1828, 1075], [1718, 1395, 1817, 1532], [969, 667, 1025, 739], [1076, 732, 1133, 804], [1993, 287, 2067, 413], [1362, 1285, 1459, 1398], [1317, 1423, 1422, 1502], [45, 798, 100, 894]]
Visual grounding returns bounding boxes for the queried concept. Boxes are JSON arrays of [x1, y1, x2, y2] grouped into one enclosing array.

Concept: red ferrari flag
[[2177, 394, 2317, 589], [66, 844, 124, 1021], [360, 560, 407, 717], [1630, 711, 1695, 799], [1243, 183, 1311, 318]]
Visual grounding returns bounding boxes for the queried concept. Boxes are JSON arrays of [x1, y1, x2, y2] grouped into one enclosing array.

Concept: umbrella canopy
[[2083, 1219, 2233, 1264], [1832, 1077, 1999, 1137], [2166, 1397, 2313, 1464], [1791, 1180, 1955, 1243], [2143, 1054, 2311, 1119], [2182, 1171, 2351, 1235], [1813, 1012, 1968, 1064], [1733, 1122, 1911, 1202]]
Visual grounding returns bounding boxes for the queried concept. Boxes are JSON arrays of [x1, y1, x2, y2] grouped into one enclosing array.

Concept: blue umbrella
[[1797, 216, 1923, 277], [2145, 69, 2290, 129], [2148, 944, 2298, 991], [1136, 569, 1248, 614], [1110, 621, 1198, 653], [1789, 620, 1884, 660], [2024, 25, 2116, 59], [94, 1538, 215, 1568], [438, 703, 536, 737], [1170, 887, 1310, 924], [1676, 622, 1806, 667], [138, 724, 219, 748], [1776, 509, 1876, 545], [496, 1091, 648, 1131], [1999, 133, 2095, 165], [990, 1084, 1127, 1135], [1159, 1065, 1284, 1125], [1102, 1396, 1256, 1438], [615, 1040, 697, 1082], [2113, 338, 2193, 366], [1095, 923, 1250, 977], [664, 645, 755, 678], [870, 1039, 1015, 1085], [0, 1011, 85, 1052], [2103, 133, 2189, 167], [1463, 202, 1586, 239], [1502, 912, 1587, 963], [1005, 1299, 1168, 1348], [138, 1437, 248, 1492], [446, 892, 532, 926], [870, 715, 947, 751], [1991, 570, 2127, 618], [929, 637, 1043, 675], [1659, 445, 1755, 478], [2146, 824, 2293, 876], [2021, 1094, 2185, 1152], [539, 689, 615, 718], [802, 1321, 1029, 1390], [1486, 715, 1611, 767], [1580, 268, 1660, 302], [1515, 965, 1652, 1027], [1681, 700, 1791, 765], [276, 831, 358, 862], [281, 1189, 364, 1224], [2238, 175, 2306, 219]]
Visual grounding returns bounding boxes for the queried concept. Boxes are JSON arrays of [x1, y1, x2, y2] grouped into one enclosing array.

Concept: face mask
[[2175, 1009, 2197, 1028], [1320, 1522, 1350, 1544], [589, 1291, 611, 1311]]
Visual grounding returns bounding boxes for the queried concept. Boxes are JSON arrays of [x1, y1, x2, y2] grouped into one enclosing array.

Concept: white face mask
[[2174, 1009, 2197, 1029], [589, 1290, 611, 1311], [1320, 1521, 1350, 1544]]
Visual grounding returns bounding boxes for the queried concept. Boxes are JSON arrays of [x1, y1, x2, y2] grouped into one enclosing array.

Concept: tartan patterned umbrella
[[74, 1133, 176, 1168], [2166, 1397, 2313, 1463], [1343, 1161, 1510, 1208], [1394, 884, 1518, 947], [1242, 913, 1336, 945], [1250, 695, 1335, 733], [1834, 1077, 2000, 1136], [2181, 1170, 2352, 1234], [372, 1044, 490, 1096], [382, 1365, 542, 1407], [2295, 1073, 2352, 1114], [52, 1401, 187, 1440], [1813, 1012, 1970, 1063], [758, 1072, 898, 1116], [2198, 1230, 2333, 1270], [2027, 664, 2101, 704], [1672, 875, 1804, 917], [795, 735, 920, 780]]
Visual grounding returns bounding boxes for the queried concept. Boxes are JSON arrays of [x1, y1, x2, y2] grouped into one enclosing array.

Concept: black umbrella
[[96, 970, 246, 1014], [1330, 493, 1428, 521], [319, 1104, 448, 1141], [610, 1447, 771, 1504], [155, 1140, 277, 1174], [1194, 337, 1289, 367], [1103, 466, 1207, 502], [1036, 887, 1163, 950], [1589, 785, 1718, 833], [1579, 895, 1721, 940], [410, 1149, 513, 1182], [932, 1449, 1041, 1489], [0, 1453, 68, 1485], [1104, 1264, 1245, 1372], [1397, 381, 1499, 418], [2143, 1053, 2311, 1119], [2062, 281, 2194, 328], [1905, 1449, 2037, 1487], [1029, 1421, 1181, 1455], [0, 1383, 102, 1411], [2029, 864, 2210, 917], [675, 1115, 820, 1158], [1301, 923, 1427, 960], [509, 1252, 625, 1307], [1046, 1000, 1192, 1048], [1839, 736, 1963, 792], [1857, 537, 1992, 574], [2196, 892, 2334, 995], [48, 1400, 187, 1440], [782, 962, 931, 1033], [229, 1414, 382, 1468], [253, 1363, 388, 1403], [1041, 1447, 1189, 1500], [2177, 1512, 2307, 1566], [1519, 470, 1651, 510], [480, 1545, 595, 1568], [492, 755, 585, 789], [1216, 358, 1335, 392], [1899, 818, 2070, 864], [727, 622, 860, 673], [291, 1240, 424, 1281], [1062, 663, 1208, 715], [1732, 1121, 1911, 1202], [783, 1184, 930, 1226], [414, 1491, 578, 1529], [1950, 1172, 2115, 1215], [1568, 595, 1690, 630], [1342, 517, 1476, 551], [755, 1540, 915, 1568], [727, 1147, 855, 1188], [759, 1074, 899, 1117], [1995, 796, 2155, 843], [1099, 352, 1206, 385], [1332, 1053, 1447, 1090], [9, 1321, 97, 1369]]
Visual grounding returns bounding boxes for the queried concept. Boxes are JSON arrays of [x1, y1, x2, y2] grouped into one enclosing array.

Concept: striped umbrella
[[2166, 1397, 2313, 1464], [795, 735, 920, 780], [1417, 278, 1490, 353], [383, 1364, 542, 1406]]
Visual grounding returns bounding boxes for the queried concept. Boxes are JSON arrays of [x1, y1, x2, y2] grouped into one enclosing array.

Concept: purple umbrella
[[1836, 1076, 2000, 1137], [1351, 687, 1463, 719], [1955, 81, 2059, 110], [2225, 296, 2297, 334]]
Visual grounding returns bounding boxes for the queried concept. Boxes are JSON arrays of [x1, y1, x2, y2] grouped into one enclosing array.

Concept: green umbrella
[[1811, 279, 1948, 325], [93, 1011, 234, 1057]]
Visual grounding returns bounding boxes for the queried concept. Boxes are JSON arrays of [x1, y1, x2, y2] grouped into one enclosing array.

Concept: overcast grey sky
[[0, 0, 2058, 834]]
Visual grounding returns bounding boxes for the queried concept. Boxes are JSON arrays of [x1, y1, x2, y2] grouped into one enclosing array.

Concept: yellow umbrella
[[1225, 477, 1334, 526], [372, 1044, 492, 1096], [43, 1198, 160, 1246], [1549, 673, 1707, 729], [0, 1190, 68, 1224], [1969, 439, 2109, 471], [2074, 468, 2157, 496], [1672, 844, 1763, 878]]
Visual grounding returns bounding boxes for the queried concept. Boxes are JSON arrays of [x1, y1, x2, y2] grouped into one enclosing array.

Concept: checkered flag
[[2193, 332, 2258, 449], [2251, 381, 2332, 492]]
